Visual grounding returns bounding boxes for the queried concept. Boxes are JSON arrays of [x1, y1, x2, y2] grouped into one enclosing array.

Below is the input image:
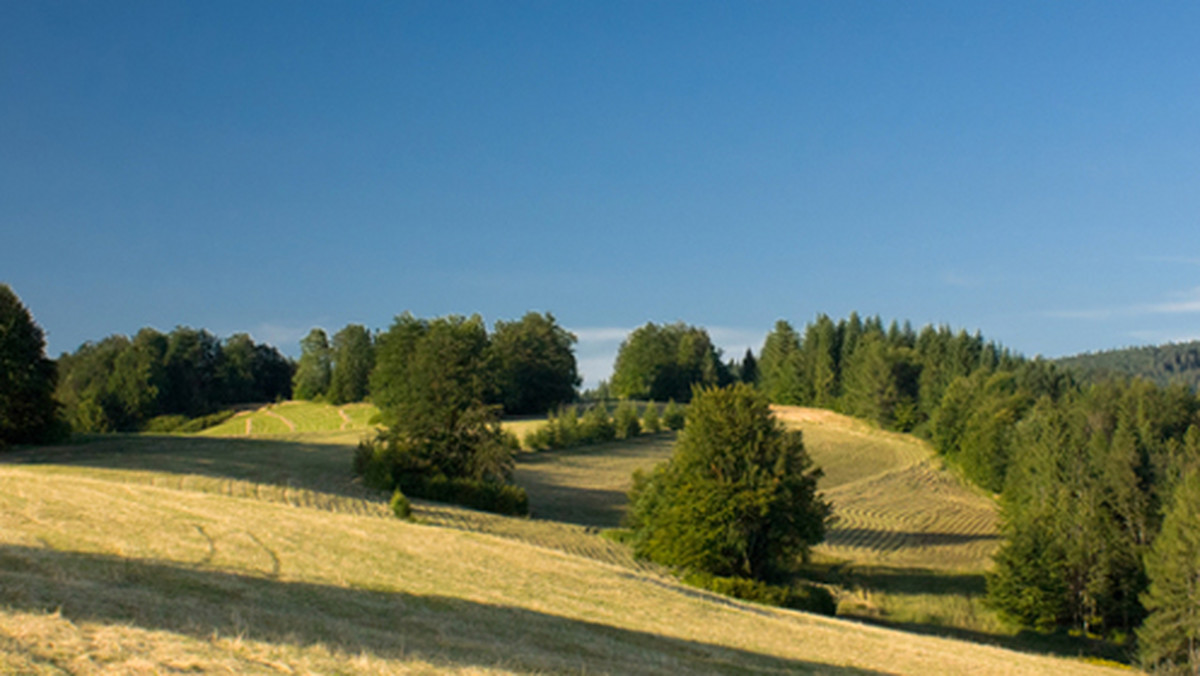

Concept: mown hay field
[[1, 459, 1127, 675], [0, 402, 1133, 673]]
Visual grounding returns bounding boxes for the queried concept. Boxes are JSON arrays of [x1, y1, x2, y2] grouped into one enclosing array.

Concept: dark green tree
[[758, 320, 806, 405], [328, 324, 374, 405], [365, 314, 514, 486], [738, 348, 759, 386], [161, 327, 224, 416], [627, 383, 830, 581], [490, 312, 580, 415], [292, 328, 332, 401], [803, 314, 841, 408], [1138, 467, 1200, 675], [0, 284, 63, 446], [611, 322, 727, 402]]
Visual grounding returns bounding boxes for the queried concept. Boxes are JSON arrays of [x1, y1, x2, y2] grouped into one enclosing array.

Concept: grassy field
[[0, 402, 1136, 673]]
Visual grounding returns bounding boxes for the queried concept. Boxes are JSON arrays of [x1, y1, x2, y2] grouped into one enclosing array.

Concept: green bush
[[389, 489, 412, 519], [642, 400, 662, 433], [579, 404, 616, 444], [397, 473, 529, 516], [142, 415, 190, 433], [662, 399, 685, 431], [683, 572, 836, 616], [614, 400, 641, 439], [142, 410, 235, 434]]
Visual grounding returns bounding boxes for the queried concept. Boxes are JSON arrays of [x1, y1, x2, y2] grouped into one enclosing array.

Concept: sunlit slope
[[512, 406, 1001, 572], [200, 400, 378, 438], [772, 406, 1001, 571], [0, 464, 1124, 675]]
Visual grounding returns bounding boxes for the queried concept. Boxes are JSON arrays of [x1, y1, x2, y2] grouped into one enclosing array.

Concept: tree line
[[1057, 340, 1200, 391], [48, 310, 581, 434], [752, 312, 1199, 670], [54, 327, 294, 432]]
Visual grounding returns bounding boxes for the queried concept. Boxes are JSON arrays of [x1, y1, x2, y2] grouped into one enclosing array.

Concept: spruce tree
[[1138, 468, 1200, 675]]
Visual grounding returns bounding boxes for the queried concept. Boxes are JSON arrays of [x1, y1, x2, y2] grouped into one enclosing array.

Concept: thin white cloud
[[1144, 287, 1200, 314], [568, 326, 634, 343], [1047, 287, 1200, 320]]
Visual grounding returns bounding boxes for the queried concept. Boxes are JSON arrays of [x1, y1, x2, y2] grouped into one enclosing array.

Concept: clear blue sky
[[5, 2, 1200, 387]]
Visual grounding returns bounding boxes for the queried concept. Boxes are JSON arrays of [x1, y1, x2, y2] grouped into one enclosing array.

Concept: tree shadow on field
[[823, 565, 1133, 665], [823, 527, 1001, 553], [514, 435, 675, 527], [0, 544, 886, 675], [3, 434, 381, 502]]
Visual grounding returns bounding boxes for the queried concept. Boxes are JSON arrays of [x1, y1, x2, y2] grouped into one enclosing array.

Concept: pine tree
[[758, 320, 806, 404], [1138, 467, 1200, 675]]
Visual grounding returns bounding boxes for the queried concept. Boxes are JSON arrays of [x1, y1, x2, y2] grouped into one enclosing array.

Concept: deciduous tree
[[0, 284, 63, 446], [627, 383, 830, 580]]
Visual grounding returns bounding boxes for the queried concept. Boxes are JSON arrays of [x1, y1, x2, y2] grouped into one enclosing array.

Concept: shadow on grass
[[2, 434, 378, 501], [0, 544, 885, 675], [824, 528, 1001, 552], [815, 565, 1134, 666]]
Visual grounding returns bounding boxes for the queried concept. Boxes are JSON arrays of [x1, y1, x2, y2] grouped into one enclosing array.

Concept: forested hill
[[1055, 341, 1200, 389]]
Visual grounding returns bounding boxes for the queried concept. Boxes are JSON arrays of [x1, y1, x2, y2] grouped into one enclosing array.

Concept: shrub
[[579, 404, 616, 444], [683, 572, 836, 616], [396, 473, 529, 516], [389, 489, 412, 519], [614, 400, 641, 439], [662, 399, 685, 431], [142, 410, 235, 434], [142, 415, 190, 433], [642, 400, 662, 433]]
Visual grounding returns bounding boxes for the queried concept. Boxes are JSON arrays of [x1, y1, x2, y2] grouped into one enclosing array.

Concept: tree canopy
[[490, 312, 580, 415], [611, 322, 729, 402], [56, 326, 293, 432], [627, 383, 830, 580], [0, 284, 63, 446], [328, 324, 374, 405]]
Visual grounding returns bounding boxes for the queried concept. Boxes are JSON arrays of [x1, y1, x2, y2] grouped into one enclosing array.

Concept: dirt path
[[263, 409, 296, 432], [337, 408, 351, 431], [245, 418, 253, 436]]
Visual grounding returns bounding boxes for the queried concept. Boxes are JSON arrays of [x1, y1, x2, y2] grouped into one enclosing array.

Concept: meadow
[[0, 402, 1135, 674]]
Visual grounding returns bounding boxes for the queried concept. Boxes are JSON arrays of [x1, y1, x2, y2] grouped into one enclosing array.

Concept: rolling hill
[[0, 402, 1132, 674]]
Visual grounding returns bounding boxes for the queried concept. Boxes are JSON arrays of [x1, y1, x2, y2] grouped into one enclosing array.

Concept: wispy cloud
[[1046, 287, 1200, 321]]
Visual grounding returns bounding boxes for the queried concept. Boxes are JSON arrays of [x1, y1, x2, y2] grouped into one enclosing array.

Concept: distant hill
[[1056, 340, 1200, 389]]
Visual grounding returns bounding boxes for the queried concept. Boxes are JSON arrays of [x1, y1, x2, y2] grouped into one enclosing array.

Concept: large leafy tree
[[611, 322, 728, 402], [0, 284, 62, 446], [327, 324, 374, 405], [627, 383, 830, 581], [1139, 467, 1200, 675], [292, 328, 332, 401], [490, 312, 579, 415], [368, 314, 512, 484]]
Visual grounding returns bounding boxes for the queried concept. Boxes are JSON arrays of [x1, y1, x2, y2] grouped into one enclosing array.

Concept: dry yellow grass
[[0, 463, 1131, 675]]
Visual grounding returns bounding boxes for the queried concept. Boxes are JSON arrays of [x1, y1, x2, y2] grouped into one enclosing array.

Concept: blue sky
[[4, 2, 1200, 387]]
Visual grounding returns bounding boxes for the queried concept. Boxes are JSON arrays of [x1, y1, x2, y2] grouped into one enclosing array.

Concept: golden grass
[[0, 462, 1132, 675]]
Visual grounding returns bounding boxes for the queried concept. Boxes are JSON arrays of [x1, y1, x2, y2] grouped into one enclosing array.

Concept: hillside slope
[[0, 458, 1126, 675]]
